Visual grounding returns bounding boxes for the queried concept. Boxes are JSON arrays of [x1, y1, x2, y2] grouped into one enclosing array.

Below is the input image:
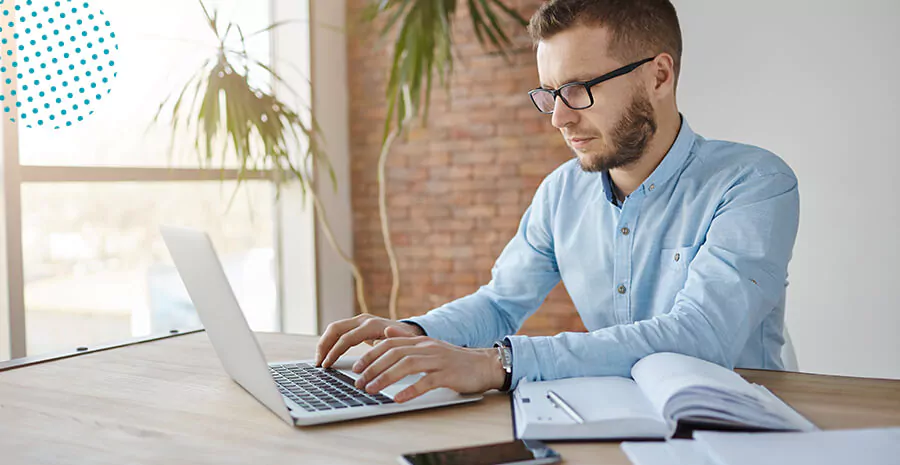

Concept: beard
[[577, 89, 658, 173]]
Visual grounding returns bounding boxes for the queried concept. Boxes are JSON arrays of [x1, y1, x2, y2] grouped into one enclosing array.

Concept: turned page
[[630, 352, 765, 421]]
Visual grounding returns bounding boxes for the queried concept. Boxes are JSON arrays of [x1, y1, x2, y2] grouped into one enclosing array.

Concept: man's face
[[536, 25, 658, 172]]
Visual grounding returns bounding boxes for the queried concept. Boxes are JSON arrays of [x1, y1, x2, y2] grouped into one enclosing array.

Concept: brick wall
[[347, 0, 586, 336]]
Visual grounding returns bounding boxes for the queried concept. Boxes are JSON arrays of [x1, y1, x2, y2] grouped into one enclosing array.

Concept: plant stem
[[377, 128, 401, 321], [309, 188, 370, 316]]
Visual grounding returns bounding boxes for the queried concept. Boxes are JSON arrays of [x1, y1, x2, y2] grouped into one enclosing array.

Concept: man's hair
[[528, 0, 683, 84]]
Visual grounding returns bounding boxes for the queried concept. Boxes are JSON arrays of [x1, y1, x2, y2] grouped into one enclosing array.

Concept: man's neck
[[609, 112, 682, 199]]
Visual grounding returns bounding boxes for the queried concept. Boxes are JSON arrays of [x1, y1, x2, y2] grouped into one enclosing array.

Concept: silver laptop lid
[[160, 225, 292, 424]]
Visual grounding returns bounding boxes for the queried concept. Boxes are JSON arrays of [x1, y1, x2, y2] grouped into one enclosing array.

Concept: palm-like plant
[[153, 0, 370, 314], [362, 1, 528, 320]]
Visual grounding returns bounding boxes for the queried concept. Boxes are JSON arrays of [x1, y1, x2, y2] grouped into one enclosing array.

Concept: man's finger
[[364, 355, 436, 395], [315, 315, 371, 366], [352, 336, 428, 374], [355, 344, 422, 389], [321, 320, 381, 368], [393, 372, 442, 403]]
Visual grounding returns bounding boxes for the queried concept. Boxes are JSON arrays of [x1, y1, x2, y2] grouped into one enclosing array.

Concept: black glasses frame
[[528, 57, 656, 114]]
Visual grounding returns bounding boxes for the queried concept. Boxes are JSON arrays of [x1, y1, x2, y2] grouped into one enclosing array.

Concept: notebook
[[622, 429, 900, 465], [692, 428, 900, 465], [511, 352, 817, 441], [621, 439, 714, 465]]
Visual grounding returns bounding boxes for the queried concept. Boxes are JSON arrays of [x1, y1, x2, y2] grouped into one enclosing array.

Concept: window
[[21, 181, 274, 355], [0, 0, 320, 360]]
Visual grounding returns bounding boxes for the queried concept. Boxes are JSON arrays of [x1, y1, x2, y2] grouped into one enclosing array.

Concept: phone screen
[[400, 439, 561, 465]]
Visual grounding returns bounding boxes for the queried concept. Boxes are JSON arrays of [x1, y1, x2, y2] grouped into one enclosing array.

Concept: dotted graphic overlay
[[0, 0, 118, 129]]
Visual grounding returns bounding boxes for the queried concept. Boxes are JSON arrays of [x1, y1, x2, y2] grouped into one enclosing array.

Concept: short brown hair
[[529, 0, 683, 82]]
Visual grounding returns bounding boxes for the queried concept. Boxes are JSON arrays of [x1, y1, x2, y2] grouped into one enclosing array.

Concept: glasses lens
[[530, 89, 556, 113], [560, 84, 592, 110]]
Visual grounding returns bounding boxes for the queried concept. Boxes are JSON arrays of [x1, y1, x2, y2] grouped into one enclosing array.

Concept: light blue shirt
[[405, 118, 799, 389]]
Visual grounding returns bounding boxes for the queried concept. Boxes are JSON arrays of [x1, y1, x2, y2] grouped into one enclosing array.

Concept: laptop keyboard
[[270, 362, 394, 413]]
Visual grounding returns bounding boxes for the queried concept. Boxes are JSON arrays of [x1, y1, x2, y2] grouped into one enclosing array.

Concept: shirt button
[[621, 227, 630, 236], [617, 285, 627, 294], [648, 184, 656, 192], [674, 253, 681, 262]]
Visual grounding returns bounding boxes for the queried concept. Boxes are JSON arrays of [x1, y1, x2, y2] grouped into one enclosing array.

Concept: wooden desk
[[2, 332, 899, 465]]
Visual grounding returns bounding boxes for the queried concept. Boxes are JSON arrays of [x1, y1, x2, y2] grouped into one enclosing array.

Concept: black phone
[[398, 439, 562, 465]]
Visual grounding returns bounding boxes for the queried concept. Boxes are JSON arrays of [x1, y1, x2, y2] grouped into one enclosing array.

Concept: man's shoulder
[[534, 157, 585, 193], [548, 157, 583, 179], [692, 137, 797, 183], [545, 157, 605, 187], [526, 158, 597, 214]]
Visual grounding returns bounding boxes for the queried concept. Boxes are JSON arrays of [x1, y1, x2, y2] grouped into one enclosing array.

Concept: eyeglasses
[[528, 57, 656, 114]]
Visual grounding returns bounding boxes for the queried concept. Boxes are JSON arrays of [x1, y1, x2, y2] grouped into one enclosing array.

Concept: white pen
[[546, 389, 584, 424]]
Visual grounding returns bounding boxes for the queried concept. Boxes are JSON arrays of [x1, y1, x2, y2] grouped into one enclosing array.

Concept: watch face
[[500, 347, 513, 371]]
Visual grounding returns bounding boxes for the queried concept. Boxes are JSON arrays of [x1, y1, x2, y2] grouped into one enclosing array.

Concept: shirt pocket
[[648, 244, 702, 315], [661, 244, 701, 272]]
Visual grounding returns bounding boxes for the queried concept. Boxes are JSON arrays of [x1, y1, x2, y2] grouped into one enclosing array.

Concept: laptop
[[160, 226, 483, 426]]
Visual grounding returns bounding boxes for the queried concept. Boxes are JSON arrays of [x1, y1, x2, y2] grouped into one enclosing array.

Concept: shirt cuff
[[399, 315, 471, 347], [398, 319, 428, 337], [505, 335, 544, 390]]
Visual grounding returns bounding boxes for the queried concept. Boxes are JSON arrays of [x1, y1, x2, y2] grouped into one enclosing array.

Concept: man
[[316, 0, 799, 404]]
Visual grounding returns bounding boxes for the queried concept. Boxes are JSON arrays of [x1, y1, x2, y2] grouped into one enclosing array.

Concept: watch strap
[[493, 339, 513, 392]]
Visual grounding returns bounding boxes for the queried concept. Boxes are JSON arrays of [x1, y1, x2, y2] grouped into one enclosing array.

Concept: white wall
[[673, 0, 900, 379]]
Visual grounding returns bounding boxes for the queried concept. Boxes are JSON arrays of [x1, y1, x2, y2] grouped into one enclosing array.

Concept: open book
[[512, 352, 817, 441]]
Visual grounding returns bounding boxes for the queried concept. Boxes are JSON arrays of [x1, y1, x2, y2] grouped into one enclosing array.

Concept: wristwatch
[[493, 339, 513, 392]]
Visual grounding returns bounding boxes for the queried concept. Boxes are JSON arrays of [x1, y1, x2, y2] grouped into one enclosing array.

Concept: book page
[[515, 376, 660, 425], [631, 352, 761, 418], [631, 353, 813, 431]]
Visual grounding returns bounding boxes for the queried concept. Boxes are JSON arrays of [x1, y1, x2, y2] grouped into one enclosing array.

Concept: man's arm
[[315, 171, 564, 368], [505, 172, 800, 389], [403, 173, 563, 349]]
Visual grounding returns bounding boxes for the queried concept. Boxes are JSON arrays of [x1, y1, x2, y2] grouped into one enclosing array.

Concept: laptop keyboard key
[[271, 364, 394, 412]]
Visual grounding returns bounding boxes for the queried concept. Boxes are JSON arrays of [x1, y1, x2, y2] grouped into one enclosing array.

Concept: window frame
[[0, 0, 347, 360]]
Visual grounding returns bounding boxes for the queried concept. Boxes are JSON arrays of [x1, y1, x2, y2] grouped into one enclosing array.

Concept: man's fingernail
[[352, 361, 361, 372]]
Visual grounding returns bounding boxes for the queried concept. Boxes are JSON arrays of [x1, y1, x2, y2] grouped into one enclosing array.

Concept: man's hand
[[351, 331, 507, 403], [315, 314, 424, 368]]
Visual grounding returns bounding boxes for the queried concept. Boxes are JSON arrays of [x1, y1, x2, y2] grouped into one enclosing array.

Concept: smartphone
[[398, 439, 562, 465]]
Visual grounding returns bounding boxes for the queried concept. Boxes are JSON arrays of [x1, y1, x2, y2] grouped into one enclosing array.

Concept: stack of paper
[[622, 428, 900, 465]]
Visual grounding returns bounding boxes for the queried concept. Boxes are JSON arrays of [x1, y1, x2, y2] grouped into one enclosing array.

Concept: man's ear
[[651, 53, 677, 94]]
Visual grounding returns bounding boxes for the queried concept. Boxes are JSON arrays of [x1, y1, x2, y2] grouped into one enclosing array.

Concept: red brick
[[348, 0, 578, 336]]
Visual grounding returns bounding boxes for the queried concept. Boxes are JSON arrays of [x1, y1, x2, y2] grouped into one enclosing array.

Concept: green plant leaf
[[368, 0, 525, 138]]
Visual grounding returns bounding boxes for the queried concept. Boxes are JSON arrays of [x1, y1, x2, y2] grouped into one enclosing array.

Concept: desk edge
[[0, 328, 205, 372]]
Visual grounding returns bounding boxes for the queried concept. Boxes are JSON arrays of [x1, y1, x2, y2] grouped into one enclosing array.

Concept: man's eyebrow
[[539, 74, 598, 89]]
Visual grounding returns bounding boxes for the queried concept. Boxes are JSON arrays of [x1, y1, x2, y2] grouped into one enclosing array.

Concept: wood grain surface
[[2, 332, 898, 464]]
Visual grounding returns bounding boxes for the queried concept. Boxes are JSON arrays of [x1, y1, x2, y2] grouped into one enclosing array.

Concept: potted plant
[[155, 0, 528, 321], [362, 0, 527, 319], [153, 0, 371, 314]]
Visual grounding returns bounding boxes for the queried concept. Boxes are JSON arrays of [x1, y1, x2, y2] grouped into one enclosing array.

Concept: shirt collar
[[599, 115, 696, 204], [640, 115, 696, 195]]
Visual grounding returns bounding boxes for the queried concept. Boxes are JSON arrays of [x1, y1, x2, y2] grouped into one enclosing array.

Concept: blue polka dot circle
[[0, 0, 118, 129]]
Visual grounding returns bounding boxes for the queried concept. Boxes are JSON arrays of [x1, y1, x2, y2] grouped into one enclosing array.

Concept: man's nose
[[550, 98, 578, 129]]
